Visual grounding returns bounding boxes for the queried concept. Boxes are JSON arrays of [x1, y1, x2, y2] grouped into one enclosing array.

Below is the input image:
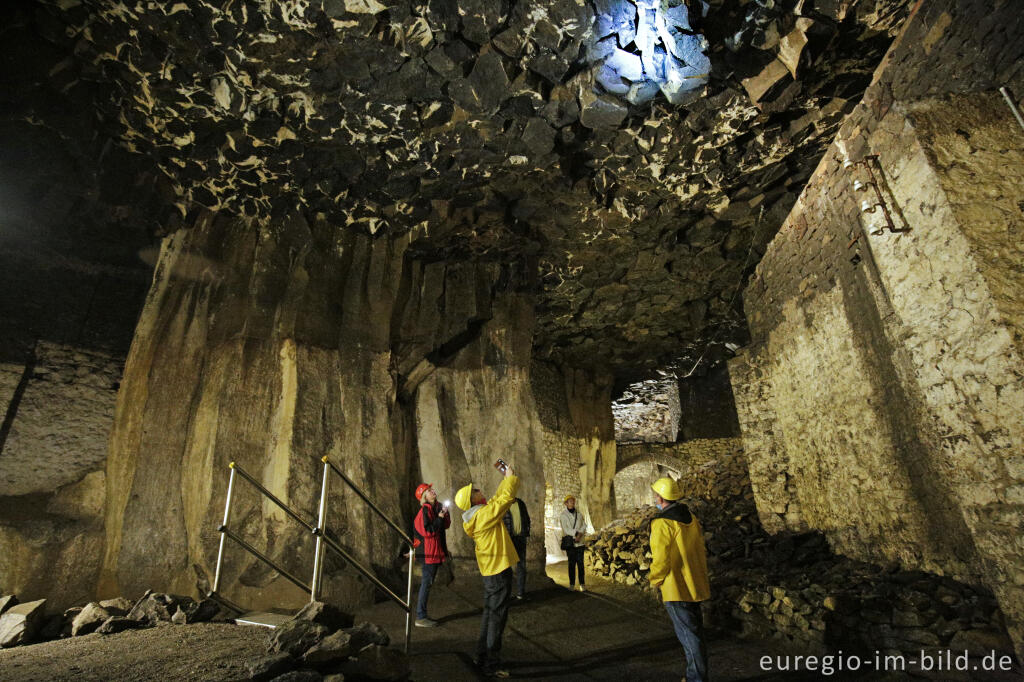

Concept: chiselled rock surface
[[7, 0, 912, 375]]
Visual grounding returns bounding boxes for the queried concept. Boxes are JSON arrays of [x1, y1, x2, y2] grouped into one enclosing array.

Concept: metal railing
[[207, 458, 416, 652], [312, 456, 415, 653]]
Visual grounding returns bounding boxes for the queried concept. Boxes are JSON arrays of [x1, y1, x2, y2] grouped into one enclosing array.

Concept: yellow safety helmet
[[454, 483, 475, 510], [563, 494, 576, 504], [651, 477, 682, 501]]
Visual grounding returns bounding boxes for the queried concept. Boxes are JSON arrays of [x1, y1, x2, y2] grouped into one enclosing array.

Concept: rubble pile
[[0, 590, 409, 679], [248, 602, 410, 681], [585, 450, 1015, 657], [0, 589, 222, 648]]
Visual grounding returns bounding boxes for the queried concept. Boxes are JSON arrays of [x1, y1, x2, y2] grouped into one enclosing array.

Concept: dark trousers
[[416, 562, 439, 619], [476, 568, 513, 672], [665, 601, 708, 682], [566, 546, 585, 587], [511, 536, 528, 597]]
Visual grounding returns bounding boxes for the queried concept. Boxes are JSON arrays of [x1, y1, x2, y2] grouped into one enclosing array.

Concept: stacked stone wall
[[589, 449, 1015, 659], [729, 0, 1024, 657], [614, 438, 744, 511]]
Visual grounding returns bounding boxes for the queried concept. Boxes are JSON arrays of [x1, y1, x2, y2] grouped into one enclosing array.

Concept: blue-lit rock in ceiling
[[589, 0, 711, 106]]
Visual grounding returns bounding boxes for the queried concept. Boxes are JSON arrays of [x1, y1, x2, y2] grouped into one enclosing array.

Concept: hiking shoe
[[514, 594, 525, 601], [415, 617, 439, 627], [577, 585, 586, 593]]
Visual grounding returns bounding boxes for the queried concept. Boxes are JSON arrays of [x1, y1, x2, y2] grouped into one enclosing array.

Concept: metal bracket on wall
[[843, 155, 910, 235]]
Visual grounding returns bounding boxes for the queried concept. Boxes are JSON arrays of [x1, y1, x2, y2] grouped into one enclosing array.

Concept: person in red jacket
[[413, 482, 451, 627]]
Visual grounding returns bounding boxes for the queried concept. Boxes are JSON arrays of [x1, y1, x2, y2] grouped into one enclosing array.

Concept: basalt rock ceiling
[[7, 0, 910, 378]]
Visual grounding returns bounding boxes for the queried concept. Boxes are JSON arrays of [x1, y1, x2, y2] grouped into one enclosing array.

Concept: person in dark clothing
[[412, 482, 451, 627], [502, 497, 531, 599]]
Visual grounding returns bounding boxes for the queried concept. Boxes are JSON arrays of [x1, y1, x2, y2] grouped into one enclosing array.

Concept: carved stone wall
[[91, 210, 617, 612], [730, 0, 1024, 657]]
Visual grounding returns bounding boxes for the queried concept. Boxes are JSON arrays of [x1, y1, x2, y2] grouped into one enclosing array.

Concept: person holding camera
[[560, 494, 587, 592], [412, 482, 451, 627], [454, 460, 520, 678]]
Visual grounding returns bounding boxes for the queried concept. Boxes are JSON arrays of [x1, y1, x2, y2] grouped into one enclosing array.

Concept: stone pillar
[[100, 210, 591, 610], [101, 213, 413, 609], [564, 369, 617, 531]]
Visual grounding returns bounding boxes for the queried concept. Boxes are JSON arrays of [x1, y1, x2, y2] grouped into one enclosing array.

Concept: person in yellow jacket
[[649, 476, 710, 682], [454, 463, 519, 678]]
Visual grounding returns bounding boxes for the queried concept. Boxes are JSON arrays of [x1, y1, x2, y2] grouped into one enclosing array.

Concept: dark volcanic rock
[[248, 652, 297, 681], [268, 620, 331, 657], [301, 630, 356, 668], [344, 621, 391, 649], [9, 0, 914, 378], [98, 597, 133, 616], [96, 616, 146, 635], [293, 601, 354, 631], [268, 671, 322, 682]]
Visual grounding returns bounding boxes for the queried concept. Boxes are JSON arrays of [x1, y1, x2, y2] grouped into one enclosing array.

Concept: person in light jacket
[[559, 495, 587, 592]]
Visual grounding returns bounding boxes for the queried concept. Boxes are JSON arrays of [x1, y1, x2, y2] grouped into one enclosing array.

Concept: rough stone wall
[[614, 439, 745, 511], [613, 462, 661, 513], [95, 210, 616, 612], [729, 0, 1024, 657], [0, 253, 145, 612], [413, 295, 547, 570], [677, 365, 742, 440], [564, 369, 617, 532], [531, 362, 585, 557], [1, 343, 122, 496], [531, 362, 616, 557], [612, 377, 680, 443]]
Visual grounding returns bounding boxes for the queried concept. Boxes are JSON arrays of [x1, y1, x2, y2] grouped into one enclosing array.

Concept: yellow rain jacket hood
[[462, 475, 520, 576], [648, 501, 710, 602]]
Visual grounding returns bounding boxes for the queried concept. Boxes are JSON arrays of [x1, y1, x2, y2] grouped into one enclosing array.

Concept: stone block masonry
[[730, 0, 1024, 658]]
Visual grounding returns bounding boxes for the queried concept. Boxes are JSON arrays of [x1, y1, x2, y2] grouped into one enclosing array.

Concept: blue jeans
[[417, 562, 439, 619], [665, 601, 708, 682]]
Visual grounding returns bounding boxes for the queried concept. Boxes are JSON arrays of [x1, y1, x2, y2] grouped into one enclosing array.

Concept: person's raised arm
[[470, 469, 519, 530]]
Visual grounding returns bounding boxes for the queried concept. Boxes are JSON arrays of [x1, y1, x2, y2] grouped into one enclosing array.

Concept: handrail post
[[405, 547, 414, 653], [311, 457, 331, 602], [212, 464, 237, 593]]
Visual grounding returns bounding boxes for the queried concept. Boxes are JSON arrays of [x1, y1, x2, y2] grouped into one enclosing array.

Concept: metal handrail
[[209, 457, 417, 653], [210, 462, 316, 608], [311, 455, 415, 652], [324, 457, 414, 545]]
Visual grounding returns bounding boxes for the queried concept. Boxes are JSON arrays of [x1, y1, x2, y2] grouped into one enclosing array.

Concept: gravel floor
[[0, 622, 268, 682]]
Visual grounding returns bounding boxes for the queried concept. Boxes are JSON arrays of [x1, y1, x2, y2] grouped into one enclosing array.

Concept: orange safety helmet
[[415, 483, 433, 501]]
